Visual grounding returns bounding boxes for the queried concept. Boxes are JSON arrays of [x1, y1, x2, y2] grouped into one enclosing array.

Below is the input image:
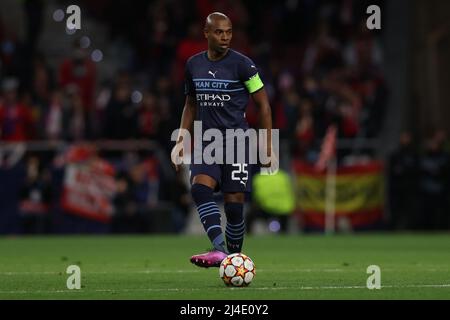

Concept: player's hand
[[260, 146, 279, 175], [171, 141, 184, 172]]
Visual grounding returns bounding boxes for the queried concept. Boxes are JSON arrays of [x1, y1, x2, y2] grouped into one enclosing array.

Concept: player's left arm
[[251, 88, 272, 148], [251, 88, 274, 164], [240, 58, 276, 168]]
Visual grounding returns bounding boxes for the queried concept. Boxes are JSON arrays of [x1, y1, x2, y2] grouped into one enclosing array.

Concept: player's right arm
[[177, 94, 197, 141], [171, 94, 197, 172], [171, 59, 197, 172]]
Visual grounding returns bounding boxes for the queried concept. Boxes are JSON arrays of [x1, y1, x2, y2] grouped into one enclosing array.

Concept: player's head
[[204, 12, 232, 54]]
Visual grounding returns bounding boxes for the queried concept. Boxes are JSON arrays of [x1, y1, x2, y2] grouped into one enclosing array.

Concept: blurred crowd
[[389, 129, 450, 230], [1, 0, 386, 152], [0, 0, 448, 233]]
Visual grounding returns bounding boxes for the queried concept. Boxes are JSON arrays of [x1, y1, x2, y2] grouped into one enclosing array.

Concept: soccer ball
[[219, 253, 255, 287]]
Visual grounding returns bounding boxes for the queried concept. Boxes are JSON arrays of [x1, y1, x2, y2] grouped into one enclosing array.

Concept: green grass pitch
[[0, 234, 449, 299]]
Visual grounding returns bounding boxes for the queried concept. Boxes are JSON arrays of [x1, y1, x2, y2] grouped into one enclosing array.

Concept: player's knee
[[224, 202, 244, 222], [224, 193, 245, 203], [191, 183, 214, 204]]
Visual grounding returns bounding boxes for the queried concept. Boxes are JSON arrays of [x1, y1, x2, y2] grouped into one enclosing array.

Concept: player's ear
[[204, 29, 209, 40]]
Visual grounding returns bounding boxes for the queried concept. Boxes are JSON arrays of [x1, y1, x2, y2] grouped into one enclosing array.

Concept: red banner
[[60, 146, 116, 223]]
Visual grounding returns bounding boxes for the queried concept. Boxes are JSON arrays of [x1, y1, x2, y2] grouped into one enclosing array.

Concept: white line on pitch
[[0, 284, 449, 295], [0, 270, 201, 275]]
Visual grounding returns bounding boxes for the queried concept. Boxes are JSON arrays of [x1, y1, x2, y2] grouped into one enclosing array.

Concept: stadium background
[[0, 0, 449, 235]]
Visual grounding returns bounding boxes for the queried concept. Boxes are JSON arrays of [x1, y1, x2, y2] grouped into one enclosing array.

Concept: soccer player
[[172, 12, 274, 268]]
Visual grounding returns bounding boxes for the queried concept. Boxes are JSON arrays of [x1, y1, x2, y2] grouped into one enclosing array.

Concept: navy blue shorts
[[189, 137, 257, 193], [190, 162, 254, 193]]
